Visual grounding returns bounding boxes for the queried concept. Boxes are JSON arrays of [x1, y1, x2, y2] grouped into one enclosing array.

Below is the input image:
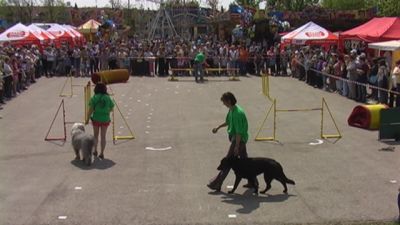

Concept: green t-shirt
[[225, 104, 249, 143], [194, 52, 205, 63], [89, 94, 114, 122]]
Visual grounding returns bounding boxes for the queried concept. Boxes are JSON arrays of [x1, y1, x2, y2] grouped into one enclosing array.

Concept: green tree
[[42, 0, 68, 23], [374, 0, 400, 16], [267, 0, 319, 11], [321, 0, 367, 10]]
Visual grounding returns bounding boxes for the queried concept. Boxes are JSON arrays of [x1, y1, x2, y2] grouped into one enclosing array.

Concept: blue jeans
[[194, 62, 204, 82]]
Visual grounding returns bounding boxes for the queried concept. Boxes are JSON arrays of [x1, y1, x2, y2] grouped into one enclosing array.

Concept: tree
[[42, 0, 68, 23], [373, 0, 400, 16], [2, 0, 37, 23], [109, 0, 122, 9], [321, 0, 367, 10], [206, 0, 218, 15]]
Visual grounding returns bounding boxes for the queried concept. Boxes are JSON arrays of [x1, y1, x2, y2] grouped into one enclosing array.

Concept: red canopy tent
[[281, 21, 338, 46], [340, 17, 400, 43], [0, 23, 45, 47], [28, 24, 58, 46], [35, 23, 77, 47]]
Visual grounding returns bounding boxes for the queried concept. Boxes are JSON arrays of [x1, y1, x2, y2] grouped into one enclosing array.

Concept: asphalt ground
[[0, 74, 399, 225]]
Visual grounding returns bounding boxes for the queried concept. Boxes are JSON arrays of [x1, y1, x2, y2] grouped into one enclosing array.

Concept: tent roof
[[0, 23, 45, 43], [368, 40, 400, 51], [341, 17, 400, 42], [77, 19, 101, 33], [35, 23, 76, 39], [281, 21, 338, 45], [28, 24, 56, 40]]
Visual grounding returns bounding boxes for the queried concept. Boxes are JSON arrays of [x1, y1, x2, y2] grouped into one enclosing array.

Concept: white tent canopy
[[368, 40, 400, 51], [281, 21, 338, 45], [0, 23, 45, 43], [28, 24, 56, 41]]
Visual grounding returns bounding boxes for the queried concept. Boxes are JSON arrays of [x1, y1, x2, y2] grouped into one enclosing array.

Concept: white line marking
[[149, 113, 153, 115], [146, 120, 151, 123], [137, 100, 141, 102], [390, 180, 397, 184], [309, 139, 324, 145], [121, 94, 126, 97], [227, 185, 233, 189], [120, 126, 124, 129], [228, 214, 237, 218], [74, 186, 82, 190], [146, 125, 151, 128], [145, 103, 149, 106], [145, 131, 150, 134], [58, 216, 67, 220], [147, 117, 151, 119], [145, 146, 172, 151]]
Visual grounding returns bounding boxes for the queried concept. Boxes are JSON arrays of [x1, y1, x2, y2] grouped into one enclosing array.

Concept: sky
[[70, 0, 234, 10]]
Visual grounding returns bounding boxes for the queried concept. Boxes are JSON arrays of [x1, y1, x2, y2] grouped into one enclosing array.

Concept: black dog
[[217, 157, 295, 194]]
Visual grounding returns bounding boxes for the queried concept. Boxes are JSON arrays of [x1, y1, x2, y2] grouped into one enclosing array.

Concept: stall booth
[[281, 21, 338, 50], [28, 24, 58, 47], [35, 23, 77, 48], [77, 19, 101, 42], [340, 17, 400, 53], [0, 23, 46, 48], [368, 40, 400, 69]]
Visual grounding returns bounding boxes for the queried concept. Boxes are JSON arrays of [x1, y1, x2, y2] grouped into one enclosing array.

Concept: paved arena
[[0, 74, 399, 225]]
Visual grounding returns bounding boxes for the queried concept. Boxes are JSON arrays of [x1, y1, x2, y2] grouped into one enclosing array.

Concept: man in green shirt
[[194, 47, 205, 83], [207, 92, 253, 192]]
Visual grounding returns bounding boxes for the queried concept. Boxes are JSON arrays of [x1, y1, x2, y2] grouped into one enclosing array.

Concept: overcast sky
[[70, 0, 234, 10]]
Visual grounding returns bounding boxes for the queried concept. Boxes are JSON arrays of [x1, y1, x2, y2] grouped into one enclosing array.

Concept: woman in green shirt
[[85, 82, 114, 159], [207, 92, 252, 192]]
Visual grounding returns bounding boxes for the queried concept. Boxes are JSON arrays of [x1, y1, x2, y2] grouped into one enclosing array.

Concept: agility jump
[[168, 68, 241, 82], [254, 73, 342, 142], [46, 70, 135, 143]]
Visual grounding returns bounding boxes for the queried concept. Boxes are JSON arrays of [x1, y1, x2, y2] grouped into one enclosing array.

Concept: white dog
[[71, 123, 95, 166]]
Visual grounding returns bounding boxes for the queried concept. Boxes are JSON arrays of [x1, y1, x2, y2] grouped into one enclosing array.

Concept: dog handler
[[207, 92, 252, 191], [85, 82, 114, 159]]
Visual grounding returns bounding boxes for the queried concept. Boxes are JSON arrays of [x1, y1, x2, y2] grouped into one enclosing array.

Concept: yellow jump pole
[[322, 98, 342, 139], [112, 109, 116, 144], [273, 98, 277, 140]]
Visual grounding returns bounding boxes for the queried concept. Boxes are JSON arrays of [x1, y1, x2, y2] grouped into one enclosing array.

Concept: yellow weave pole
[[112, 99, 135, 144], [255, 98, 276, 141], [59, 74, 73, 97], [321, 98, 342, 139], [84, 82, 91, 123], [261, 72, 273, 101]]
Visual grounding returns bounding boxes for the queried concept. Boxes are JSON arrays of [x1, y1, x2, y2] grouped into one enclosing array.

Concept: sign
[[6, 31, 26, 38]]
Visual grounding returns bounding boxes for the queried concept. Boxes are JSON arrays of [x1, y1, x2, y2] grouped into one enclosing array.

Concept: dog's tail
[[285, 178, 295, 185]]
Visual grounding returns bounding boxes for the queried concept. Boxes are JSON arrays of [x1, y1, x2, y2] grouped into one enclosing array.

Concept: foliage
[[268, 0, 319, 11], [321, 0, 400, 16]]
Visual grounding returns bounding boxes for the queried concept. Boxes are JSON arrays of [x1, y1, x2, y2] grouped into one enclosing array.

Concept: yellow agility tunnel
[[91, 69, 130, 84], [347, 104, 388, 130]]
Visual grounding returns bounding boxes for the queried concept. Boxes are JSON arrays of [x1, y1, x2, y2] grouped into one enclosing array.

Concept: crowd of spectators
[[1, 35, 399, 113]]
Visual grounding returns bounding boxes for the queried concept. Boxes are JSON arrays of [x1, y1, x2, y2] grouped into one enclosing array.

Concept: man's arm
[[212, 122, 227, 133]]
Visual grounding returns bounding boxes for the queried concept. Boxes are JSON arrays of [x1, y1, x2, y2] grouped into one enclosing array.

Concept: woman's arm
[[85, 107, 93, 125]]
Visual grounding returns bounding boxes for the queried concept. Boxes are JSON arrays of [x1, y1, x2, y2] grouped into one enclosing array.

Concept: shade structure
[[368, 40, 400, 51], [0, 23, 45, 46], [28, 24, 57, 46], [281, 21, 338, 45], [77, 19, 101, 34], [368, 40, 400, 69], [36, 23, 76, 47], [63, 24, 85, 45], [340, 17, 400, 43]]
